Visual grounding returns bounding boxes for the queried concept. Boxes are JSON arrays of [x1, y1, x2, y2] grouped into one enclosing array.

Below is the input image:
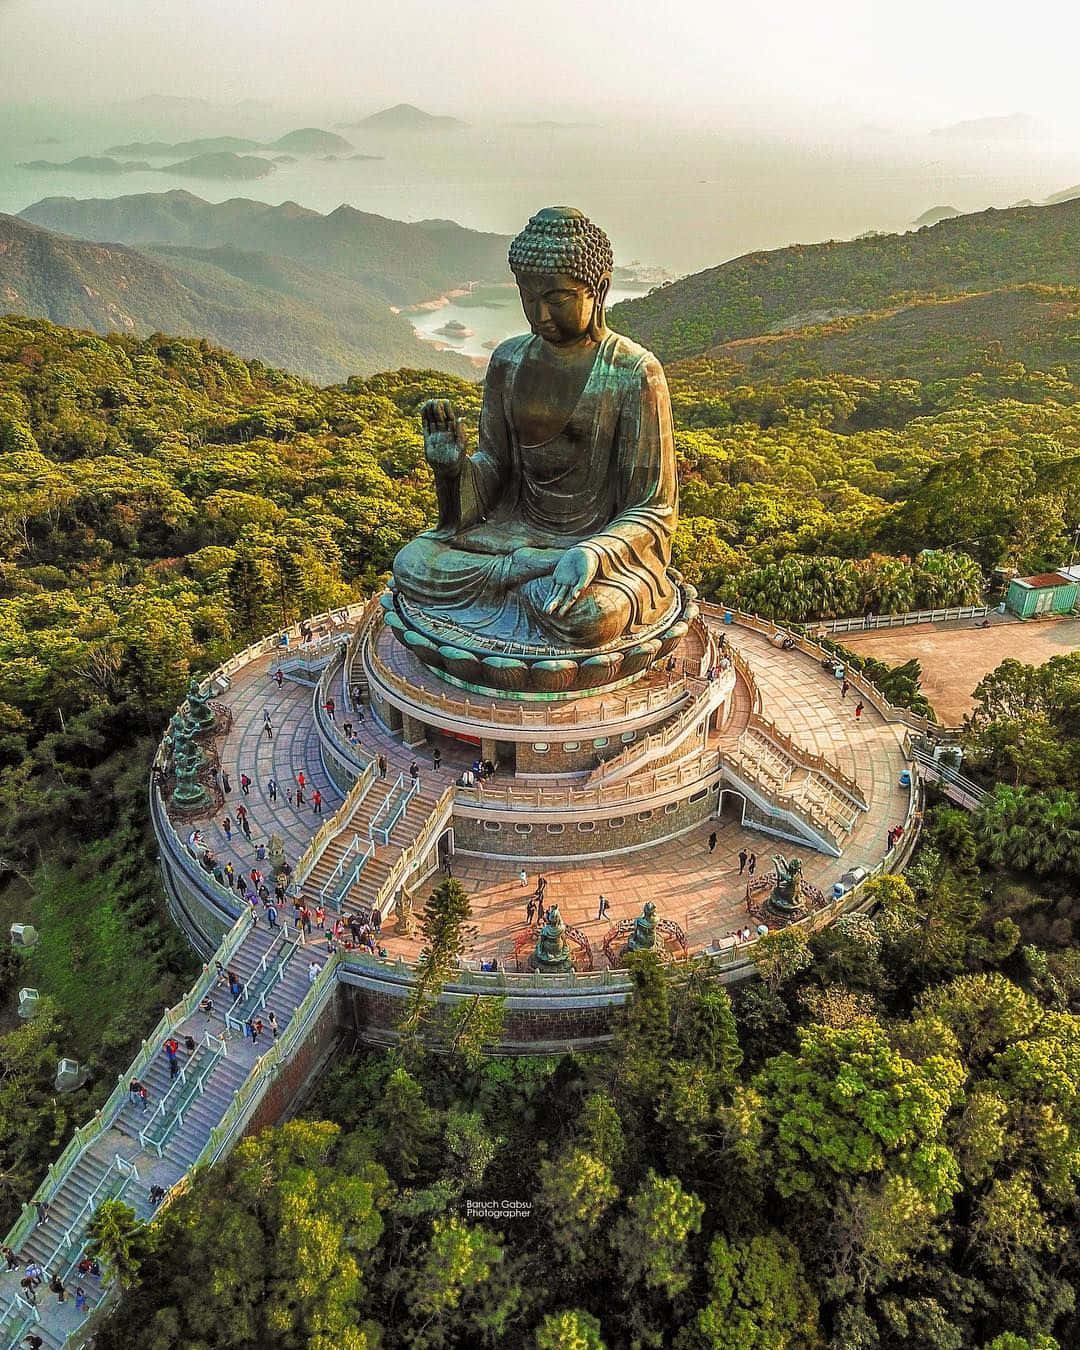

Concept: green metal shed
[[1005, 571, 1080, 619]]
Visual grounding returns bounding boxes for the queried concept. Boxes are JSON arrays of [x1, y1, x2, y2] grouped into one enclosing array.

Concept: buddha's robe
[[393, 330, 679, 649]]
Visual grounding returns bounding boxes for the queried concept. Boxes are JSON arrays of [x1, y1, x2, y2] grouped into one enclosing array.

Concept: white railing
[[224, 931, 301, 1033], [138, 1032, 227, 1158], [814, 604, 993, 634], [369, 772, 420, 846], [319, 834, 375, 910]]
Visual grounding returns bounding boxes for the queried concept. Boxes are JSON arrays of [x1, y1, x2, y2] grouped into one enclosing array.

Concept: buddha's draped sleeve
[[581, 350, 678, 627], [453, 341, 518, 529]]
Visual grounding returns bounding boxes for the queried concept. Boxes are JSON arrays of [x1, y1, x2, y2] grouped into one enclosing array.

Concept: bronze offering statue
[[387, 207, 696, 695], [626, 900, 659, 953], [528, 903, 574, 974], [766, 854, 805, 917]]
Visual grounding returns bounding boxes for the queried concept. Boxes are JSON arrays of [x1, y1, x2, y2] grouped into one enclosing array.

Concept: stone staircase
[[0, 926, 324, 1350]]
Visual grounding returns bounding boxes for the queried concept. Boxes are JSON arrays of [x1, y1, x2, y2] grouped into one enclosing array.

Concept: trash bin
[[723, 610, 733, 624], [832, 882, 847, 900], [899, 769, 911, 787]]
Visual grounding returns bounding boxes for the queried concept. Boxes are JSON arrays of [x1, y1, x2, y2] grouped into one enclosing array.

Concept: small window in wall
[[711, 782, 720, 793], [482, 821, 501, 833], [664, 802, 679, 815], [533, 742, 549, 753], [514, 823, 533, 834], [593, 737, 609, 748], [620, 731, 636, 743], [577, 821, 596, 833], [608, 816, 626, 828], [546, 824, 564, 835], [637, 810, 653, 822], [564, 741, 580, 751], [689, 788, 708, 804]]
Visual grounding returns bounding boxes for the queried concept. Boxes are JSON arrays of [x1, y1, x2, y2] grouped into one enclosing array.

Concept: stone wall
[[452, 779, 722, 861], [516, 734, 638, 776], [245, 984, 347, 1134]]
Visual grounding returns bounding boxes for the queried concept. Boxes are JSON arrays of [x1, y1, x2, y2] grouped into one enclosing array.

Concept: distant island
[[338, 103, 466, 131], [163, 152, 276, 180], [18, 156, 151, 174], [106, 136, 261, 156], [912, 206, 962, 228], [101, 128, 353, 159], [930, 113, 1041, 140], [434, 319, 474, 338]]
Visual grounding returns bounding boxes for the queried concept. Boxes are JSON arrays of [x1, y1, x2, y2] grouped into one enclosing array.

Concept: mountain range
[[18, 190, 511, 307], [0, 202, 511, 381], [611, 196, 1080, 361]]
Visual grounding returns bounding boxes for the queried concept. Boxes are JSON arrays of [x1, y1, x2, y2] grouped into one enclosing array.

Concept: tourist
[[149, 1184, 166, 1206], [240, 773, 251, 796], [314, 905, 326, 930], [297, 770, 306, 790], [253, 1017, 264, 1042], [308, 960, 320, 985], [483, 759, 495, 777], [433, 746, 442, 770], [19, 1276, 37, 1304], [34, 1200, 50, 1226], [75, 1286, 88, 1313], [296, 784, 305, 806], [267, 904, 278, 929], [708, 830, 717, 852], [324, 697, 336, 721], [268, 1011, 279, 1039], [245, 1017, 257, 1043], [301, 908, 312, 940], [410, 760, 420, 786], [235, 874, 246, 898], [138, 1084, 149, 1112], [49, 1273, 65, 1302], [371, 908, 382, 934], [266, 776, 278, 803], [748, 853, 757, 876], [223, 864, 234, 885], [519, 867, 528, 887], [200, 995, 213, 1020], [855, 701, 864, 722], [287, 787, 294, 806], [23, 1333, 44, 1350], [841, 678, 849, 698], [240, 814, 252, 841], [312, 788, 323, 816], [597, 894, 610, 920], [536, 899, 545, 924], [25, 1261, 43, 1287], [2, 1243, 18, 1271], [264, 718, 273, 740], [343, 720, 352, 737], [325, 927, 335, 952], [535, 876, 548, 902], [378, 754, 387, 779], [274, 668, 284, 687], [738, 848, 748, 874], [222, 816, 232, 842], [221, 769, 231, 795], [458, 767, 475, 787], [526, 898, 536, 925], [228, 969, 242, 998]]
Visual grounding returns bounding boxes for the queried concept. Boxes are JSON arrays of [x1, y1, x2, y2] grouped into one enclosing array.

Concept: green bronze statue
[[185, 675, 215, 730], [391, 207, 680, 657], [528, 903, 574, 974], [767, 854, 804, 917], [626, 900, 659, 952]]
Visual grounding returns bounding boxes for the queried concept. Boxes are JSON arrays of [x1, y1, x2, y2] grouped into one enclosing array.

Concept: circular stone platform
[[152, 604, 915, 981]]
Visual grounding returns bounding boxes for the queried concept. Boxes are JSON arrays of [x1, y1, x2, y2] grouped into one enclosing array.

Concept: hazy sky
[[3, 0, 1080, 132]]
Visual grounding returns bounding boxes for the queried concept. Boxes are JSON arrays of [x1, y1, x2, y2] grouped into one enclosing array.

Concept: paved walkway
[[841, 614, 1080, 723]]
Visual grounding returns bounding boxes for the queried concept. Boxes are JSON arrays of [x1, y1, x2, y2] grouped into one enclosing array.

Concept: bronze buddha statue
[[387, 207, 691, 693]]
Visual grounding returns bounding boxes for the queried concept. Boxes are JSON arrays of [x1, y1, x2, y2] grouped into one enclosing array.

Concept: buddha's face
[[515, 271, 610, 345]]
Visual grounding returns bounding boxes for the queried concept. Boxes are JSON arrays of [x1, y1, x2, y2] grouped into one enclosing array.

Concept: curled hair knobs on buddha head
[[508, 206, 614, 291]]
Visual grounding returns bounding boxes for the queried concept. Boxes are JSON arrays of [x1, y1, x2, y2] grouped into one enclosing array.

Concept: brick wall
[[245, 984, 346, 1134]]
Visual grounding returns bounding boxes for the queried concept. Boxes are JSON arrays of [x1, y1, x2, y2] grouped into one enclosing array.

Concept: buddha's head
[[509, 206, 613, 345]]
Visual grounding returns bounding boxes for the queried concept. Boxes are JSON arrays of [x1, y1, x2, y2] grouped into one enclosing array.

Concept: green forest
[[0, 285, 1077, 1347]]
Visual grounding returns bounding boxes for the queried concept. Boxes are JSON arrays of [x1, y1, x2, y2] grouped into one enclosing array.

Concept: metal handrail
[[224, 930, 294, 1032], [139, 1033, 226, 1157], [368, 772, 420, 846]]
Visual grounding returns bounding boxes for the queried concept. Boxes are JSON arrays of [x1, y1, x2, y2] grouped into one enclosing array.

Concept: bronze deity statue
[[626, 900, 659, 953], [386, 207, 696, 695], [767, 854, 805, 916], [528, 903, 574, 973]]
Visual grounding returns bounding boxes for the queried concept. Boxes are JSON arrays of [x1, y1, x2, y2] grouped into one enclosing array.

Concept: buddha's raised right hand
[[421, 399, 465, 477]]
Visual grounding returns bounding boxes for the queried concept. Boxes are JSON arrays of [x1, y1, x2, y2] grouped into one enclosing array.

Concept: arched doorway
[[718, 789, 745, 823]]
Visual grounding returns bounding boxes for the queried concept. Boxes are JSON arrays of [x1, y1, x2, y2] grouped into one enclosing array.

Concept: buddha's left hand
[[544, 547, 599, 617]]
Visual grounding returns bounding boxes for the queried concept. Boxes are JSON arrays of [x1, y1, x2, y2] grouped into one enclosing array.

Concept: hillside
[[105, 136, 261, 155], [0, 214, 476, 381], [19, 190, 512, 305], [266, 127, 353, 153], [670, 285, 1080, 389], [610, 196, 1080, 361], [18, 156, 151, 174]]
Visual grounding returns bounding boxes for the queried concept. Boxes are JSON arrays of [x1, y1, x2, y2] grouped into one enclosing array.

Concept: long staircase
[[0, 923, 322, 1349]]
